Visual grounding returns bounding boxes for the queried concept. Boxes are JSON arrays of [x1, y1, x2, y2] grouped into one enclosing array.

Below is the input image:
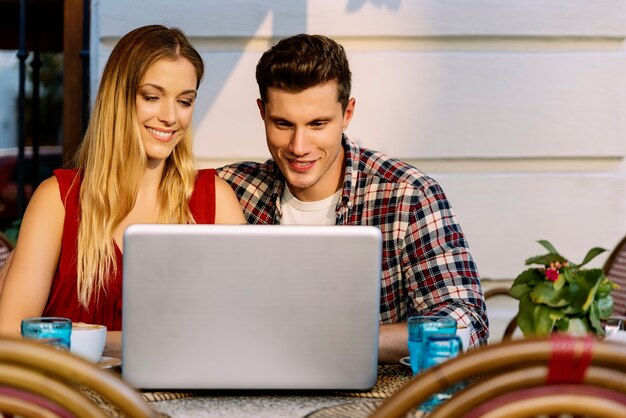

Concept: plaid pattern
[[217, 136, 488, 347]]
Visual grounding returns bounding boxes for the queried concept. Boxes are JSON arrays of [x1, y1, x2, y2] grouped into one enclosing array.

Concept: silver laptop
[[122, 224, 381, 390]]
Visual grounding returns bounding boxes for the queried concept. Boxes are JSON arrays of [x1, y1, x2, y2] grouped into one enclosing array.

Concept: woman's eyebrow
[[138, 84, 197, 97]]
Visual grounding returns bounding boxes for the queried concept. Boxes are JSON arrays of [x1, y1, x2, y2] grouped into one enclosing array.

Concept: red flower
[[545, 268, 559, 282]]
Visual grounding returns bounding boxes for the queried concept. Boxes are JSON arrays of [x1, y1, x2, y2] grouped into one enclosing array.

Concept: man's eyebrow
[[268, 115, 291, 122], [308, 117, 331, 123]]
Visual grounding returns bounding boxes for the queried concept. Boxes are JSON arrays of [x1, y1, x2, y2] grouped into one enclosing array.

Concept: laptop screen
[[122, 224, 382, 390]]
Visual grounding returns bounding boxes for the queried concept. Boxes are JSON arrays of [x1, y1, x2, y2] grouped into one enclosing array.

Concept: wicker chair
[[462, 384, 626, 418], [0, 231, 13, 270], [484, 287, 518, 341], [371, 334, 626, 418], [0, 336, 156, 417], [603, 235, 626, 319]]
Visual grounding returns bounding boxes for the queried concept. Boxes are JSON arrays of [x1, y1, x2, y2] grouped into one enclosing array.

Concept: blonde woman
[[0, 25, 245, 342]]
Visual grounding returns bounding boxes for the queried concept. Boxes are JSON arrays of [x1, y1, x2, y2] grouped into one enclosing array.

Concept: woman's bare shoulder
[[213, 176, 246, 224], [22, 175, 64, 220]]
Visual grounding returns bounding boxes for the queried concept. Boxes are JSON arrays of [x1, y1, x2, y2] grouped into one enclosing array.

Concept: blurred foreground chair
[[0, 336, 156, 417], [484, 287, 518, 341], [371, 334, 626, 418], [603, 235, 626, 319]]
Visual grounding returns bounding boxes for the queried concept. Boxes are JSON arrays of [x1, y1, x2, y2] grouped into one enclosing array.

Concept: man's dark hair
[[256, 34, 352, 112]]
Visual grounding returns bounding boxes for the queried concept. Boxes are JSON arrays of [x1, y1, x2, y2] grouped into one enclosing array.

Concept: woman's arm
[[214, 176, 246, 224], [0, 177, 65, 337]]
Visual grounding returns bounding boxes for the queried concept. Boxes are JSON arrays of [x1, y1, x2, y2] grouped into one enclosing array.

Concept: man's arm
[[378, 322, 408, 363], [402, 181, 489, 349]]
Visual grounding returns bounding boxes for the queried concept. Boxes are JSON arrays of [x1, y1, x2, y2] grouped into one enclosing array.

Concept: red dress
[[42, 168, 217, 330]]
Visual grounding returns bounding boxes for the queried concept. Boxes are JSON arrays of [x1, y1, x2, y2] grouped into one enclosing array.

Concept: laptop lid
[[122, 224, 381, 390]]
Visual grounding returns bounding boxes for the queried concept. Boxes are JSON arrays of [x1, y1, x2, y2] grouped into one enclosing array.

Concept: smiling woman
[[136, 58, 198, 166], [0, 25, 245, 339]]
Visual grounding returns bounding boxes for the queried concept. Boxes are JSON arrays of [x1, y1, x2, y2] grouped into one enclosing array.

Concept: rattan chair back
[[371, 334, 626, 418], [603, 235, 626, 317], [0, 231, 13, 269], [462, 384, 626, 418], [484, 287, 518, 341], [0, 337, 155, 417]]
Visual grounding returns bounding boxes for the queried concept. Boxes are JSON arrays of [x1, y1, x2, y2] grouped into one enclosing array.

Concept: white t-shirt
[[280, 186, 341, 225]]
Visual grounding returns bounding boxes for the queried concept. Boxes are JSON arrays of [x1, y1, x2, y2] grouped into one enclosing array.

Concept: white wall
[[91, 0, 626, 280]]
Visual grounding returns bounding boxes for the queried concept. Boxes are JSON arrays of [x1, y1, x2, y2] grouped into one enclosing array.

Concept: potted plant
[[509, 240, 616, 336]]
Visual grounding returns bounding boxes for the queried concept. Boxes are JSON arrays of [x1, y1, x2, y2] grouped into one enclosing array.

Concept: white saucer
[[605, 330, 626, 345], [399, 356, 411, 368], [98, 356, 122, 369]]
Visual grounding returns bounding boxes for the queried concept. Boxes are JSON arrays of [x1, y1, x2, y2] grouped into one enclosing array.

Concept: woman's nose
[[158, 100, 176, 126]]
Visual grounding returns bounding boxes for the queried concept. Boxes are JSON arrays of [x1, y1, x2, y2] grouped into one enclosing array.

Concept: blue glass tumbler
[[21, 317, 72, 351], [407, 316, 457, 375], [420, 334, 463, 411]]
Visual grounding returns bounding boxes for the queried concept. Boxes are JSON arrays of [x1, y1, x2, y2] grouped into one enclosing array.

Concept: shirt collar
[[340, 134, 358, 210]]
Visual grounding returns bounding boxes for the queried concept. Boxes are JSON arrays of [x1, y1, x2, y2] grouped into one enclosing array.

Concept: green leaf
[[596, 295, 614, 319], [555, 317, 569, 332], [553, 273, 566, 291], [537, 240, 561, 255], [577, 247, 607, 268], [566, 317, 591, 336], [596, 280, 617, 299], [562, 303, 583, 315], [589, 302, 604, 336], [511, 268, 544, 285], [530, 282, 571, 308], [525, 254, 568, 266], [509, 283, 530, 300], [562, 268, 576, 284], [517, 294, 564, 336], [567, 269, 604, 313], [580, 269, 604, 312]]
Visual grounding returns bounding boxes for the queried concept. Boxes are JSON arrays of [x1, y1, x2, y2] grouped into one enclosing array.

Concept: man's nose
[[288, 127, 308, 156]]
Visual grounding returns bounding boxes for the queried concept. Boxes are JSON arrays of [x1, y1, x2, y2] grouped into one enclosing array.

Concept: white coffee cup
[[456, 326, 471, 352], [70, 322, 107, 362]]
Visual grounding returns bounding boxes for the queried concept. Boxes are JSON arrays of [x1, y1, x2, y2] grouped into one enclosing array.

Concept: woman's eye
[[143, 95, 159, 102], [178, 99, 194, 108]]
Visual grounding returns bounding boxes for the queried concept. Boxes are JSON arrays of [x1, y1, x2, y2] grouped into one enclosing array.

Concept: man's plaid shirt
[[217, 136, 488, 347]]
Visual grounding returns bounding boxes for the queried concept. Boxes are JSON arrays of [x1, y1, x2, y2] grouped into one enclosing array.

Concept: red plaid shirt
[[217, 137, 488, 347]]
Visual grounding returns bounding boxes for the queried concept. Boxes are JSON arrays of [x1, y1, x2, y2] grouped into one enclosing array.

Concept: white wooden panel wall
[[92, 0, 626, 279]]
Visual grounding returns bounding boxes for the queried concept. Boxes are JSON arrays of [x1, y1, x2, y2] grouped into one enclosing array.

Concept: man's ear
[[342, 97, 356, 131], [256, 98, 266, 119]]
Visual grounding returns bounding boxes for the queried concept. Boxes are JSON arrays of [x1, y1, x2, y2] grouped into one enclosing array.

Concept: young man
[[217, 34, 488, 363]]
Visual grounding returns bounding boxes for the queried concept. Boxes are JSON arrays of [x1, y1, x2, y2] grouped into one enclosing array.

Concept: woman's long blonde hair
[[73, 25, 204, 307]]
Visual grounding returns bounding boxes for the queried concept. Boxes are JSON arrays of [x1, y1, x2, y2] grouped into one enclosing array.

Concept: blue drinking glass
[[21, 317, 72, 351], [420, 334, 463, 412], [407, 316, 457, 375], [420, 334, 462, 370]]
